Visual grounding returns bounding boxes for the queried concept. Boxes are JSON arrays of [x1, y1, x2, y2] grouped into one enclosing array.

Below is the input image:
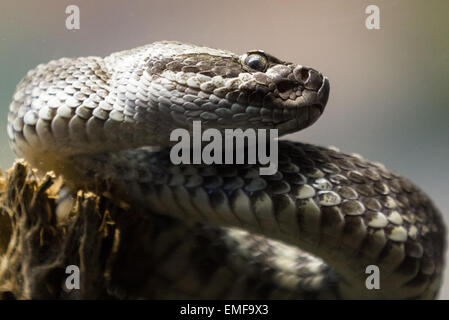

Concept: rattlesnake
[[6, 41, 446, 299]]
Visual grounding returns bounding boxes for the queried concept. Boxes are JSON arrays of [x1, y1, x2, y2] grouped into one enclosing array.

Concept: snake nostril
[[294, 66, 310, 83]]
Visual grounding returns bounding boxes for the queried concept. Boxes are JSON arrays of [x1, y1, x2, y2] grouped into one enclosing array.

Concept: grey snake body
[[6, 41, 446, 299]]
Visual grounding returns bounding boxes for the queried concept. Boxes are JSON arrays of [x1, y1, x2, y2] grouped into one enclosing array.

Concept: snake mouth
[[274, 104, 322, 134]]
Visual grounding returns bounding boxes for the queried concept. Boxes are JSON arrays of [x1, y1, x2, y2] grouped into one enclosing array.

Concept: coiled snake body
[[6, 41, 446, 299]]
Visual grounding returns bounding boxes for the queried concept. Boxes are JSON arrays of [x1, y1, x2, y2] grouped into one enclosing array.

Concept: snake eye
[[244, 53, 268, 72]]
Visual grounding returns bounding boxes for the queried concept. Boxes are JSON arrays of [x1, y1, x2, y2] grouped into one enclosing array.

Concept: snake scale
[[6, 41, 446, 299]]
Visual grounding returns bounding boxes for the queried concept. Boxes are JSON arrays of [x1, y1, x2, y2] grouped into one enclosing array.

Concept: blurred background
[[0, 0, 448, 298]]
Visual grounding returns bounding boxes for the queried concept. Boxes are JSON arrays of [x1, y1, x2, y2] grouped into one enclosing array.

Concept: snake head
[[237, 50, 330, 134], [143, 41, 330, 139]]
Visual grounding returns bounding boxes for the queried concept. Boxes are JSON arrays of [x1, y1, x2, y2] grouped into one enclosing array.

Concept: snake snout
[[292, 65, 330, 111]]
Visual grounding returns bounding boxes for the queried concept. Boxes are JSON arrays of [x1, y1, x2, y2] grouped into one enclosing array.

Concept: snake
[[6, 41, 446, 299]]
